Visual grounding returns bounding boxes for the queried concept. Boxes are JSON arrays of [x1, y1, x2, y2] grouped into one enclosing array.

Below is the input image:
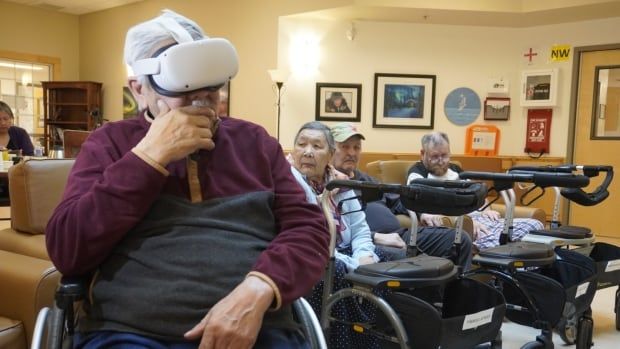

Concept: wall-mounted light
[[289, 33, 320, 77], [346, 22, 356, 41]]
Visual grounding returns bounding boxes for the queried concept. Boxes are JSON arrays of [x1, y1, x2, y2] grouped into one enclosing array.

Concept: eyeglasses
[[427, 154, 450, 163]]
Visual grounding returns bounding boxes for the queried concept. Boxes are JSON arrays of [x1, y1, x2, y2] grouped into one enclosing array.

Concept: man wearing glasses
[[407, 131, 544, 251]]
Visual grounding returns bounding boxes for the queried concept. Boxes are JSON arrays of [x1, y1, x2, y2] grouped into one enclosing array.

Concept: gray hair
[[294, 121, 336, 153], [124, 9, 204, 84], [0, 101, 14, 118], [421, 131, 450, 151]]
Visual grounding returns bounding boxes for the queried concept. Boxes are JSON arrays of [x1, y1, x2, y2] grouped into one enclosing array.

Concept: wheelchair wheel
[[615, 288, 620, 331], [575, 316, 593, 349], [556, 314, 578, 344], [45, 306, 65, 349]]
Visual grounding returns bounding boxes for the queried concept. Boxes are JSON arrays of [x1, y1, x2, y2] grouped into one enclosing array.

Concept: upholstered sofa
[[0, 158, 74, 349]]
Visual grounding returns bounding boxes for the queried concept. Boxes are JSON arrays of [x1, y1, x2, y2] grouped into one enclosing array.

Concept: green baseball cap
[[331, 122, 365, 142]]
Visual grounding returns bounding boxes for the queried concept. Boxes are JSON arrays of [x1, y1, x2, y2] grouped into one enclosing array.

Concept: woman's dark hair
[[0, 101, 14, 119], [293, 121, 335, 153]]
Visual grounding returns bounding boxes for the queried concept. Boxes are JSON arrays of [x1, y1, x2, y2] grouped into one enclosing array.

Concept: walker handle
[[325, 179, 487, 216]]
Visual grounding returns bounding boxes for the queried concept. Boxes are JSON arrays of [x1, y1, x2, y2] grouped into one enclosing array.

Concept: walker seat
[[474, 242, 556, 269], [350, 255, 458, 289]]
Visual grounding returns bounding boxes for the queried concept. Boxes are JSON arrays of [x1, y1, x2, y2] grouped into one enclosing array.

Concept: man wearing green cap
[[330, 122, 472, 269]]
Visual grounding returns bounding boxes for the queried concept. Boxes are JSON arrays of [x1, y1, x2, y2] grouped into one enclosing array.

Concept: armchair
[[0, 158, 74, 349]]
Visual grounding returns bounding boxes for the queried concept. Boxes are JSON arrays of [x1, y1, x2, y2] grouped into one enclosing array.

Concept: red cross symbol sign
[[524, 48, 538, 63]]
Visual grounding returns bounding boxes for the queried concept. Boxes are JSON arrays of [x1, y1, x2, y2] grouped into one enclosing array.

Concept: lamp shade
[[268, 69, 289, 83]]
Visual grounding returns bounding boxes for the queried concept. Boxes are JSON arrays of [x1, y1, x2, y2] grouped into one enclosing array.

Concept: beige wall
[[277, 16, 620, 156], [0, 1, 80, 80], [77, 0, 350, 125]]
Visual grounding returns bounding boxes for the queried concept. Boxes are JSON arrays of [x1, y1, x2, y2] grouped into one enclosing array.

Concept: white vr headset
[[131, 18, 239, 97]]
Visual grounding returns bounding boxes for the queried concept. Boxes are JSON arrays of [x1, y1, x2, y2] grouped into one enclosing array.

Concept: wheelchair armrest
[[56, 277, 87, 308]]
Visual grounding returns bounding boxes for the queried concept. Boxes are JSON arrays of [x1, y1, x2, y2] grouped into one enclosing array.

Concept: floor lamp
[[268, 69, 288, 140]]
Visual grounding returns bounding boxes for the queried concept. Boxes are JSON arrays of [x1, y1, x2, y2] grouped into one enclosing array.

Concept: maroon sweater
[[46, 112, 329, 308]]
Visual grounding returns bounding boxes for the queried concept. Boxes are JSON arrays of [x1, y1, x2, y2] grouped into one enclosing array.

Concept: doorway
[[568, 44, 620, 238]]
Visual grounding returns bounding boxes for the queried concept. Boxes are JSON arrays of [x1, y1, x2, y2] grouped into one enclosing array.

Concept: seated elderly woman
[[289, 121, 384, 349]]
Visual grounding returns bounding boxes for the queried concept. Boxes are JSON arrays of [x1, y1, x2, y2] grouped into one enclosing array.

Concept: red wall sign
[[525, 109, 552, 154]]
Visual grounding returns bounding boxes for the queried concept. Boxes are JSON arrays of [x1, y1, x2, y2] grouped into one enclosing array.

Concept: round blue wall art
[[444, 87, 481, 126]]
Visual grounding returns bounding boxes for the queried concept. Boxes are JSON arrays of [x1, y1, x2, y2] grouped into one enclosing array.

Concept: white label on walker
[[462, 308, 494, 330], [576, 282, 589, 298], [605, 259, 620, 272]]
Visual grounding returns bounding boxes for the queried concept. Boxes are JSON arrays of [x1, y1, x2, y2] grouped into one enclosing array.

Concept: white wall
[[276, 16, 620, 156]]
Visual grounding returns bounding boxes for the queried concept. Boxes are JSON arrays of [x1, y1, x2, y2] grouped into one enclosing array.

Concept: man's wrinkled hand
[[472, 221, 492, 240], [184, 275, 274, 349], [482, 209, 501, 221], [135, 100, 218, 166], [420, 213, 445, 227], [373, 232, 406, 249]]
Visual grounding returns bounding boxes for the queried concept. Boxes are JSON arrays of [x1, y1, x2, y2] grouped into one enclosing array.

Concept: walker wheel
[[575, 316, 593, 349], [556, 315, 577, 344], [520, 340, 544, 349]]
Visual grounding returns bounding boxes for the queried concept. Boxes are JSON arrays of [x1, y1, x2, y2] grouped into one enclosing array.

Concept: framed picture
[[373, 73, 436, 129], [520, 69, 558, 107], [484, 97, 511, 120], [315, 83, 361, 121]]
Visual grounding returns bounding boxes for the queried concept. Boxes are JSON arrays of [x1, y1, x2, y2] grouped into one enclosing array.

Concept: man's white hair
[[124, 9, 204, 83], [421, 131, 450, 151]]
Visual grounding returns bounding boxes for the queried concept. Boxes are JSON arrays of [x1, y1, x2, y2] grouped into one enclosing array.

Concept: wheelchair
[[318, 178, 506, 349], [31, 279, 327, 349], [459, 170, 598, 349], [511, 165, 619, 343]]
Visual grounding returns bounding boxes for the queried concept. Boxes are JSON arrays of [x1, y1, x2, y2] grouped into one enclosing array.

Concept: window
[[0, 59, 52, 141]]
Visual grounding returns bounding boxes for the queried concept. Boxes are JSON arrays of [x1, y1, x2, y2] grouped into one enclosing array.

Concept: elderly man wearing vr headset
[[46, 9, 329, 349]]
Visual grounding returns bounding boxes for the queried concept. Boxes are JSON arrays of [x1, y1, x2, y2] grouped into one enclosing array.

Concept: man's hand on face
[[420, 213, 446, 227], [184, 275, 274, 349], [135, 100, 218, 166]]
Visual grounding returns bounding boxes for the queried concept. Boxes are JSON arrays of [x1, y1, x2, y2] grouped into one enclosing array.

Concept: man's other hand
[[373, 232, 406, 249], [420, 213, 446, 227], [184, 275, 274, 349]]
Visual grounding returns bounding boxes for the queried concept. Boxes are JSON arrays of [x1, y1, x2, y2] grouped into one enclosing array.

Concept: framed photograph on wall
[[520, 69, 558, 107], [373, 73, 436, 129], [315, 83, 361, 121], [484, 97, 511, 120]]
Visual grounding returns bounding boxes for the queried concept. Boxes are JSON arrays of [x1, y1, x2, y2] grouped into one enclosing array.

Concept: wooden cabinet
[[42, 81, 102, 154]]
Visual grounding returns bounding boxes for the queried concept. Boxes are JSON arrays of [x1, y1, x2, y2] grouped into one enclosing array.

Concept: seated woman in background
[[0, 101, 34, 156], [289, 121, 383, 349]]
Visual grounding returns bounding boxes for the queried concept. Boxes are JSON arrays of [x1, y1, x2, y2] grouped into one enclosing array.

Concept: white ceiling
[[3, 0, 620, 26], [291, 0, 620, 27], [3, 0, 142, 15]]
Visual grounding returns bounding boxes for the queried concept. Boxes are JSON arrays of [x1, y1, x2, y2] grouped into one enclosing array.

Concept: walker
[[459, 170, 597, 349], [509, 165, 619, 343], [319, 178, 506, 349]]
